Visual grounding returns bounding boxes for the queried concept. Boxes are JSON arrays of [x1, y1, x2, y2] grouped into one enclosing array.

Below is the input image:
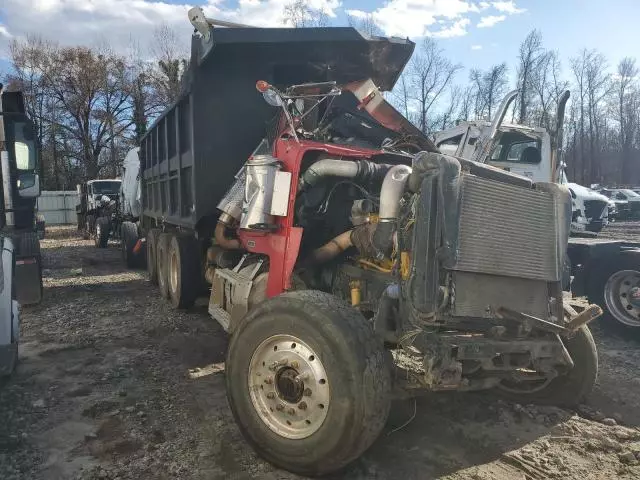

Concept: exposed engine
[[207, 79, 598, 393]]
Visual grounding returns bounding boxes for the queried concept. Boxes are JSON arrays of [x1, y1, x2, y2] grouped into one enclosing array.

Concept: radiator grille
[[453, 175, 560, 281], [584, 199, 607, 220]]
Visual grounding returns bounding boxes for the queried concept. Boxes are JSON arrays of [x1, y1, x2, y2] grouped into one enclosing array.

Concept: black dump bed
[[139, 26, 414, 229]]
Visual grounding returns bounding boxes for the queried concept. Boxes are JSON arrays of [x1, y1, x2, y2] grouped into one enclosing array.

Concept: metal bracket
[[209, 258, 265, 333]]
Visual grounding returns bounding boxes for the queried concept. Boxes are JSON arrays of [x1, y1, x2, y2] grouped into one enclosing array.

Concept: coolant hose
[[372, 165, 412, 256]]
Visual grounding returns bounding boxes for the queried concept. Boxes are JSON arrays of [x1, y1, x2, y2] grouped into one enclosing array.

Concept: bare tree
[[529, 50, 569, 133], [346, 13, 383, 36], [614, 57, 638, 181], [407, 38, 462, 133], [150, 24, 189, 108], [516, 30, 543, 123], [468, 64, 508, 120], [282, 0, 330, 28]]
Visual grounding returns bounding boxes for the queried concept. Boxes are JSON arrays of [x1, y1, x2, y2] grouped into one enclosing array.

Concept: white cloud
[[0, 0, 341, 58], [471, 44, 483, 50], [352, 0, 481, 38], [492, 1, 526, 14], [477, 15, 507, 28], [0, 25, 12, 39], [479, 1, 491, 9], [431, 18, 471, 38]]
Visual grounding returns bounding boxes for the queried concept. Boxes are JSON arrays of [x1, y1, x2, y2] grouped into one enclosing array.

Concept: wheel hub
[[629, 286, 640, 308], [604, 269, 640, 327], [248, 334, 330, 440], [275, 367, 304, 403]]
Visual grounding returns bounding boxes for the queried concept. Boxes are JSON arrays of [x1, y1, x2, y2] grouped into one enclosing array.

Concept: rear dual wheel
[[226, 290, 392, 476], [155, 232, 200, 309]]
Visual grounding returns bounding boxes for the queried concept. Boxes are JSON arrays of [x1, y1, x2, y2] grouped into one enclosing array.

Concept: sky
[[1, 0, 639, 86]]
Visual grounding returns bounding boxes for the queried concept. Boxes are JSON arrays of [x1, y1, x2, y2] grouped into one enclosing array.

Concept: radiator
[[453, 175, 560, 282]]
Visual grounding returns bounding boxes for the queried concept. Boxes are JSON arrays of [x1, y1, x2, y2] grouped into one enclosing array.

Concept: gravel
[[1, 225, 640, 479]]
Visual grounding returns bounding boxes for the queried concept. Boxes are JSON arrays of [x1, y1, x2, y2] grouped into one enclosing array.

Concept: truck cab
[[0, 86, 43, 375], [433, 104, 610, 234]]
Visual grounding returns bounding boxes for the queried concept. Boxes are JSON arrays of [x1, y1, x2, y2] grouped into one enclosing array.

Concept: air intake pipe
[[372, 165, 412, 256], [299, 158, 392, 190]]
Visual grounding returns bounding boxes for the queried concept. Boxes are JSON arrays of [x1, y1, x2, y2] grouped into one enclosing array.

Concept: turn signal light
[[256, 80, 271, 93]]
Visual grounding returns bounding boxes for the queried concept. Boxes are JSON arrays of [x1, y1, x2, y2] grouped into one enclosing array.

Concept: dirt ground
[[2, 226, 640, 480]]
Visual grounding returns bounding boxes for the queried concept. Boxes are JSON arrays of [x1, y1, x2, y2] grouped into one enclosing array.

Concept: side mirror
[[17, 172, 40, 198]]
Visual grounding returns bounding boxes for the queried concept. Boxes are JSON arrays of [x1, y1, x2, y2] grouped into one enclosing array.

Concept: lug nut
[[303, 388, 312, 397], [295, 373, 309, 382], [288, 408, 296, 416], [276, 404, 284, 411], [264, 377, 273, 385], [269, 359, 288, 371], [290, 361, 299, 369], [266, 392, 275, 399], [298, 401, 307, 410]]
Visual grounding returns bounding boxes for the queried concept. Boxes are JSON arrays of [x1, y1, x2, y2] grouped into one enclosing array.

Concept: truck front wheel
[[83, 215, 94, 240], [497, 326, 598, 407], [226, 290, 391, 476], [95, 217, 110, 248]]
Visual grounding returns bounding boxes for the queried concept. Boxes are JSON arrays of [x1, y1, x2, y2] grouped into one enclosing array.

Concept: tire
[[121, 221, 140, 269], [146, 229, 160, 285], [589, 252, 640, 332], [226, 290, 391, 476], [167, 234, 200, 309], [156, 233, 171, 299], [95, 217, 110, 248], [497, 326, 598, 407], [83, 214, 94, 240]]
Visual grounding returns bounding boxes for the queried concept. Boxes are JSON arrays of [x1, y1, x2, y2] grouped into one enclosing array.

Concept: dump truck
[[0, 84, 43, 374], [134, 9, 601, 475]]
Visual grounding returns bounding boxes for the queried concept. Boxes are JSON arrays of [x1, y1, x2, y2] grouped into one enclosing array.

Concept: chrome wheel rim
[[604, 269, 640, 327], [169, 250, 179, 294], [248, 334, 330, 439]]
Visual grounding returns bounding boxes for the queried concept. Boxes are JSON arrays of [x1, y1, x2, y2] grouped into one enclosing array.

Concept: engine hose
[[306, 229, 353, 264], [372, 165, 412, 256], [299, 158, 393, 190]]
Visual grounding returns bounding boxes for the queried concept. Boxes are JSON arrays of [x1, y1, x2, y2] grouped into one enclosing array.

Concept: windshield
[[7, 119, 37, 171], [621, 189, 640, 197], [92, 181, 121, 195]]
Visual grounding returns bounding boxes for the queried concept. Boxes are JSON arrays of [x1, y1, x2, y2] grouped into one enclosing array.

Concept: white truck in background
[[433, 91, 611, 234]]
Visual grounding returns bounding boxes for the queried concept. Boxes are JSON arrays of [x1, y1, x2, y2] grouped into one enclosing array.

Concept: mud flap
[[15, 256, 42, 305]]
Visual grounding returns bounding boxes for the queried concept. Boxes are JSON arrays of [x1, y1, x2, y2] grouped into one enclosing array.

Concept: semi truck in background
[[124, 9, 602, 475], [0, 84, 43, 375], [434, 91, 640, 334], [433, 90, 611, 234]]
